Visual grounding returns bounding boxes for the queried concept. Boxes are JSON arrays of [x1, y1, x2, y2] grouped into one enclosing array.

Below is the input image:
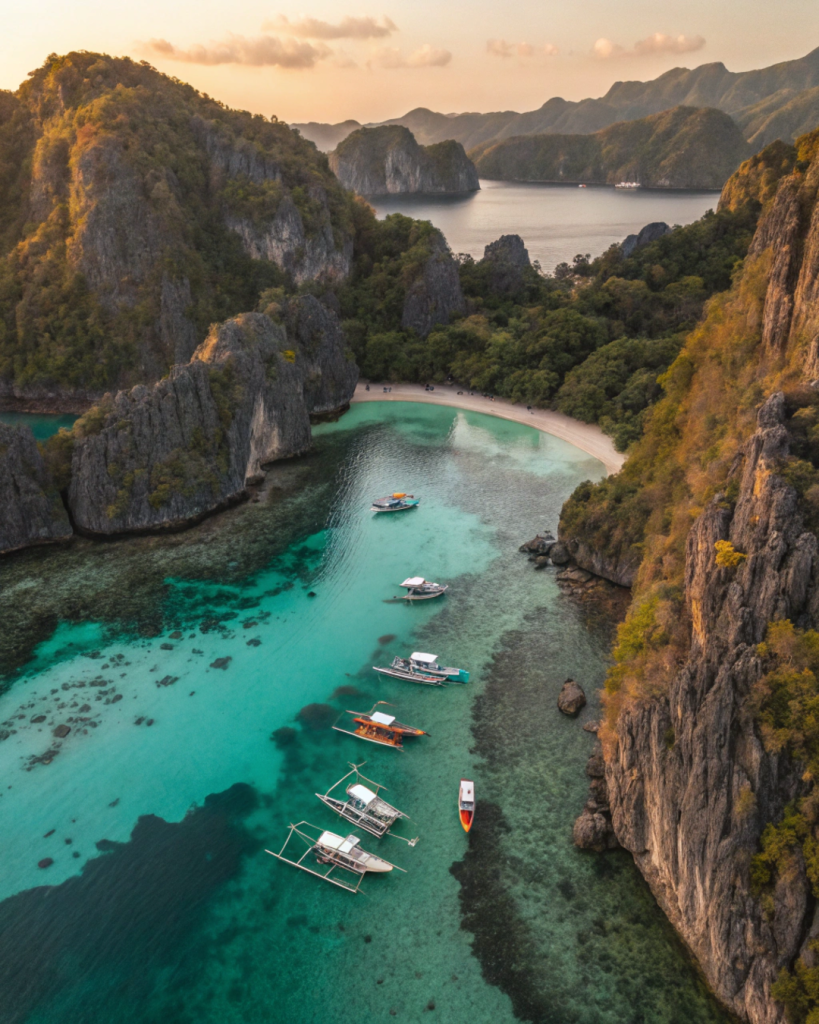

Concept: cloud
[[487, 39, 558, 59], [593, 32, 705, 59], [370, 44, 452, 69], [145, 33, 331, 68], [265, 15, 397, 40], [634, 32, 706, 56]]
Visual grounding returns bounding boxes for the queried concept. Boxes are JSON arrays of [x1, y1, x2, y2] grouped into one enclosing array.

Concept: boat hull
[[402, 590, 447, 601], [459, 809, 474, 833], [371, 501, 419, 513], [373, 666, 446, 686]]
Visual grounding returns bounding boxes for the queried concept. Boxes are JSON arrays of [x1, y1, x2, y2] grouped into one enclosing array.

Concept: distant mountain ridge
[[294, 46, 819, 152], [470, 106, 752, 189]]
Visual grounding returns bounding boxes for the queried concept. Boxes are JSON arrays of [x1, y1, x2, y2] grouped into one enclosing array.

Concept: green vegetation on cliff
[[0, 51, 355, 392], [470, 106, 751, 189]]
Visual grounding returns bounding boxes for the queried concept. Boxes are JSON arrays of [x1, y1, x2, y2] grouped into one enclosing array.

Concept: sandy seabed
[[352, 382, 625, 476]]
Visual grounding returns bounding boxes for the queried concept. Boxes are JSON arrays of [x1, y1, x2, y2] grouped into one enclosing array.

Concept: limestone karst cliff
[[563, 127, 819, 1024], [0, 424, 72, 553], [400, 228, 466, 337], [330, 125, 479, 195], [66, 295, 356, 535], [0, 52, 355, 403]]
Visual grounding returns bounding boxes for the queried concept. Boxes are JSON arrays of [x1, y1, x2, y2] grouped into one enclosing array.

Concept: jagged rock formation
[[470, 107, 751, 189], [605, 394, 816, 1024], [559, 533, 640, 588], [401, 229, 466, 337], [573, 741, 619, 852], [0, 424, 72, 553], [621, 222, 671, 258], [68, 296, 356, 534], [329, 125, 479, 195], [479, 235, 532, 295], [0, 52, 354, 402]]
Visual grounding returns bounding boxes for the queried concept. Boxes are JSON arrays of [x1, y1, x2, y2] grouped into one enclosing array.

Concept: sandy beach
[[351, 382, 625, 476]]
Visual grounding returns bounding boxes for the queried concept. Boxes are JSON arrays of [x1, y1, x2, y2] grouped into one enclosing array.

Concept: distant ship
[[614, 181, 642, 190]]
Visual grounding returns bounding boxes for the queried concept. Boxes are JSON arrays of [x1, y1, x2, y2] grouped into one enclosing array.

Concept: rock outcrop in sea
[[330, 125, 479, 195], [0, 424, 72, 553], [66, 296, 356, 536]]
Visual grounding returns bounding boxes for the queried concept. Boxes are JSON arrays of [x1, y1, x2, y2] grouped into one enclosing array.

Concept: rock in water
[[401, 229, 466, 338], [68, 296, 357, 534], [557, 679, 587, 715], [547, 541, 571, 566], [519, 533, 556, 555], [329, 125, 479, 195], [0, 424, 73, 555], [621, 222, 671, 258], [572, 809, 611, 851]]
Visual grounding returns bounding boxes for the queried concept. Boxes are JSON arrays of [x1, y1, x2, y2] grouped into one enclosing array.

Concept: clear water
[[369, 180, 718, 273], [0, 403, 728, 1024], [0, 411, 77, 439]]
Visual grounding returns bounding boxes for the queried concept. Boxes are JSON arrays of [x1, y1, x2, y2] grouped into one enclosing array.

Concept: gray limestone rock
[[401, 230, 466, 338], [558, 679, 587, 715], [68, 296, 357, 535], [479, 234, 532, 295], [0, 424, 73, 555], [621, 221, 671, 258]]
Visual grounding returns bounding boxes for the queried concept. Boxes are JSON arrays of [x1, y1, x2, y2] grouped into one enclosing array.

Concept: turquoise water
[[369, 180, 717, 273], [0, 402, 728, 1024], [0, 411, 77, 439]]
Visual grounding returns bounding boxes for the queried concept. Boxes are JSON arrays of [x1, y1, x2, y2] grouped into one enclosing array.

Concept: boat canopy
[[318, 831, 345, 849], [460, 780, 475, 802], [401, 577, 425, 587], [411, 652, 438, 664], [348, 783, 377, 805], [371, 712, 396, 726], [392, 493, 407, 498]]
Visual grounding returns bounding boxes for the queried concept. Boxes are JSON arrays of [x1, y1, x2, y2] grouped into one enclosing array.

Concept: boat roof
[[401, 577, 426, 587], [318, 831, 360, 853], [348, 783, 377, 805], [371, 712, 396, 726], [411, 652, 438, 663], [460, 779, 475, 801]]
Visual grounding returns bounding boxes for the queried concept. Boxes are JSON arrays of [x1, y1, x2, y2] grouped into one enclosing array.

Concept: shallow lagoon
[[0, 403, 728, 1024]]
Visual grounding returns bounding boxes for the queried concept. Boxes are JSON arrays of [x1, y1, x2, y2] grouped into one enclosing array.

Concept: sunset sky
[[3, 0, 819, 123]]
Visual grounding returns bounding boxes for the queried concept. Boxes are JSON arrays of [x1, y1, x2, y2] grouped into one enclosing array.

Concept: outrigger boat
[[459, 778, 475, 832], [371, 493, 420, 513], [316, 763, 418, 845], [399, 577, 448, 600], [332, 701, 428, 751], [266, 820, 406, 893], [373, 652, 469, 685]]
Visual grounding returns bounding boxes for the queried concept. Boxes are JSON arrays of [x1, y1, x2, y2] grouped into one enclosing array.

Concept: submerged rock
[[68, 296, 357, 534], [0, 424, 73, 555], [557, 679, 586, 716]]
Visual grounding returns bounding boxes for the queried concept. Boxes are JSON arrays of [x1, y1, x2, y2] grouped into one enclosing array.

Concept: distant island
[[329, 125, 479, 196], [470, 106, 750, 189], [294, 45, 819, 154]]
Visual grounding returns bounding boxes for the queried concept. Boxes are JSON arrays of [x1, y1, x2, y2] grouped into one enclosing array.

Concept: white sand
[[351, 383, 625, 476]]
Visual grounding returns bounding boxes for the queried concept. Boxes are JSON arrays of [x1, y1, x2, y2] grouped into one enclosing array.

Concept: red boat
[[459, 778, 475, 832]]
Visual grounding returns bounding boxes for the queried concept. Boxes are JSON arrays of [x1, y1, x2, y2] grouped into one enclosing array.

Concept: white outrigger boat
[[316, 763, 419, 845], [399, 577, 448, 601], [373, 652, 469, 685], [266, 820, 406, 893], [371, 493, 420, 513]]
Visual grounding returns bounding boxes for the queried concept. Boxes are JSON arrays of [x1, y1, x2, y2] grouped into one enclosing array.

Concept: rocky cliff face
[[560, 534, 640, 588], [330, 125, 479, 195], [68, 296, 356, 535], [401, 229, 466, 337], [0, 424, 72, 553], [605, 393, 817, 1024]]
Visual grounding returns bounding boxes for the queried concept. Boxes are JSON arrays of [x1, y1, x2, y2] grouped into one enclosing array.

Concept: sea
[[368, 180, 719, 272], [0, 402, 730, 1024]]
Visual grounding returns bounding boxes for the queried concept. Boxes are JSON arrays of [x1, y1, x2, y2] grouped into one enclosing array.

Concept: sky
[[2, 0, 819, 124]]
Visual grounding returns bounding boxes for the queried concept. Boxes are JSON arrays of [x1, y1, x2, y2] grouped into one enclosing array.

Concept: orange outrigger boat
[[333, 702, 428, 752], [459, 778, 475, 832]]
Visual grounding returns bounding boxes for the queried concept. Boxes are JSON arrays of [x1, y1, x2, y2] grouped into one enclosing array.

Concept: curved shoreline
[[351, 382, 625, 476]]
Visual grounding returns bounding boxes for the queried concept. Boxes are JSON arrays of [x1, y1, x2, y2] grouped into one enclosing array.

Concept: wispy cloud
[[265, 15, 398, 40], [145, 33, 331, 68], [593, 32, 705, 59], [487, 39, 559, 59], [370, 44, 452, 69]]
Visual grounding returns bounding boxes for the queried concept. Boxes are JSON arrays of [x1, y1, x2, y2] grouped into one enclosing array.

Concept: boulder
[[557, 679, 587, 715], [548, 541, 571, 565], [519, 533, 556, 555], [572, 809, 611, 852]]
